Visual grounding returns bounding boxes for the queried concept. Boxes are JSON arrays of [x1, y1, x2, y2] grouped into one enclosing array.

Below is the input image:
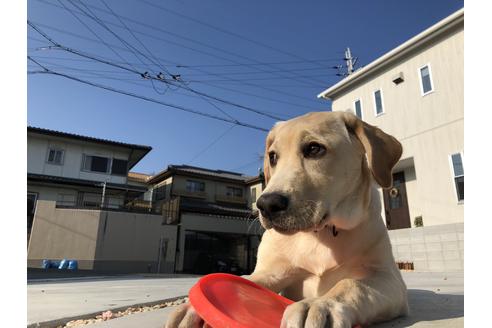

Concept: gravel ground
[[57, 297, 188, 327]]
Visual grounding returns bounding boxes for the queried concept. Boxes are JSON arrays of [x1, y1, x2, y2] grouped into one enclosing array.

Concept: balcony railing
[[215, 194, 247, 204], [56, 200, 162, 215], [172, 189, 207, 199]]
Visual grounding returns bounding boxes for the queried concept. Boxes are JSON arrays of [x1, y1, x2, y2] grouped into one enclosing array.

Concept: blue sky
[[27, 0, 463, 176]]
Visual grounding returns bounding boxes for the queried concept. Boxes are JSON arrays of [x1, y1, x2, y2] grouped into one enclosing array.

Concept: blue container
[[67, 260, 78, 270], [42, 259, 51, 269], [58, 259, 69, 270], [50, 260, 61, 269]]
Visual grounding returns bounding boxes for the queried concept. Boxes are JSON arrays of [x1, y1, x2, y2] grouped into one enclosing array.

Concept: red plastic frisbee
[[189, 273, 363, 328], [189, 273, 293, 328]]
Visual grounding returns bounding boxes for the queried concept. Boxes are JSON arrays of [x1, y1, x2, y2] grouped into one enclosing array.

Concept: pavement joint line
[[27, 295, 187, 328]]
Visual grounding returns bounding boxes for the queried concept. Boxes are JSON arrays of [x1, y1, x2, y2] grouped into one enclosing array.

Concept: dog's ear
[[341, 112, 402, 188]]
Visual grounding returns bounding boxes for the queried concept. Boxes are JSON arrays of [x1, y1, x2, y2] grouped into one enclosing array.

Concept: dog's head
[[257, 111, 402, 234]]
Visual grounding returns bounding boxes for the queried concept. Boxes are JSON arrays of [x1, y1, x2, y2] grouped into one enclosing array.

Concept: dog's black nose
[[257, 193, 289, 218]]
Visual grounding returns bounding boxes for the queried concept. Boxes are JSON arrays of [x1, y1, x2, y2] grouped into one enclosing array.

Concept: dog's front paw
[[281, 298, 352, 328], [164, 302, 202, 328]]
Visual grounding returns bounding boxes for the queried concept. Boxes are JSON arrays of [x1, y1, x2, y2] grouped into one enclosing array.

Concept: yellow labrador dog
[[166, 112, 408, 328]]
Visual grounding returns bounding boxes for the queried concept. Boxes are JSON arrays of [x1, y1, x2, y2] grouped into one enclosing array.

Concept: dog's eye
[[303, 142, 326, 158], [269, 151, 278, 166]]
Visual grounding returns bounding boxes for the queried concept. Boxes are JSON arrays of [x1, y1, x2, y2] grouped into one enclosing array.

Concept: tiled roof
[[148, 164, 261, 184], [28, 126, 152, 151], [27, 173, 147, 192], [128, 172, 152, 183], [171, 165, 256, 181]]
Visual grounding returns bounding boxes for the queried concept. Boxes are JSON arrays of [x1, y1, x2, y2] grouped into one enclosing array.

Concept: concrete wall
[[331, 23, 464, 227], [27, 132, 130, 184], [27, 200, 177, 273], [389, 223, 463, 272], [27, 200, 101, 270], [175, 213, 262, 272], [94, 211, 177, 273]]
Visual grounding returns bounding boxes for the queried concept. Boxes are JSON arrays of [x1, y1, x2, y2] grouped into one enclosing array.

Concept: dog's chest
[[289, 234, 338, 276]]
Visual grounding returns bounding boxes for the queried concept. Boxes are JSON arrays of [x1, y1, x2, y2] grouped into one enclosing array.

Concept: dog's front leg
[[281, 270, 408, 328]]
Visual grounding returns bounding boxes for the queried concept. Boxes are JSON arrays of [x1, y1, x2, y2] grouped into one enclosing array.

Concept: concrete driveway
[[27, 274, 199, 327], [27, 272, 463, 328]]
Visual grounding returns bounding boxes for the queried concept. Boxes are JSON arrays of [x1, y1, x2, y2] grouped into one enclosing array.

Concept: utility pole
[[333, 47, 358, 78], [344, 47, 357, 75]]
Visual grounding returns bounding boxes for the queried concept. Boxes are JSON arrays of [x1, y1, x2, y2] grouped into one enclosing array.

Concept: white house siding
[[330, 25, 463, 227], [27, 133, 131, 185]]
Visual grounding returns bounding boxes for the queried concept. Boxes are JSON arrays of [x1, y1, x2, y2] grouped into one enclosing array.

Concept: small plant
[[414, 216, 423, 227]]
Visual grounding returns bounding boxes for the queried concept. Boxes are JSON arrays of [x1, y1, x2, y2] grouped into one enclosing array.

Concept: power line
[[69, 0, 169, 75], [35, 0, 327, 89], [189, 125, 236, 163], [29, 52, 326, 110], [29, 55, 341, 71], [27, 57, 295, 119], [99, 0, 170, 74], [176, 59, 341, 68], [29, 20, 328, 108], [75, 0, 326, 87], [56, 0, 138, 72], [184, 73, 338, 83], [28, 20, 288, 121], [28, 56, 270, 132], [232, 158, 263, 172], [65, 0, 172, 96], [138, 0, 338, 76]]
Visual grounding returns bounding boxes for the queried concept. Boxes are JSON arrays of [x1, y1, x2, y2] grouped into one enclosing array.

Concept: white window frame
[[46, 148, 65, 165], [353, 99, 363, 119], [418, 63, 434, 96], [373, 89, 385, 117], [81, 154, 112, 174], [448, 151, 464, 203]]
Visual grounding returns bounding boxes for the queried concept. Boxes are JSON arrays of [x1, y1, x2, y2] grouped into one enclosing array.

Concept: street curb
[[27, 295, 186, 328]]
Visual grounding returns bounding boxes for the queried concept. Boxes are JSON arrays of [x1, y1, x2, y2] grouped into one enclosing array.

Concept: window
[[419, 64, 434, 95], [374, 90, 384, 115], [450, 153, 464, 201], [186, 180, 205, 193], [47, 148, 64, 165], [82, 155, 110, 173], [111, 159, 128, 175], [354, 99, 363, 119], [226, 186, 243, 198], [153, 184, 166, 201], [251, 187, 257, 203]]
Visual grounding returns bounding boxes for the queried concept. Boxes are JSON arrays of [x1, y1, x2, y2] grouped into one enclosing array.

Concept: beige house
[[147, 165, 264, 274], [318, 9, 464, 230], [26, 127, 179, 273]]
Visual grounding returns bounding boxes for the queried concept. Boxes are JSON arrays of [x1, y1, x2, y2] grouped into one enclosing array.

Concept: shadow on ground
[[375, 289, 464, 327]]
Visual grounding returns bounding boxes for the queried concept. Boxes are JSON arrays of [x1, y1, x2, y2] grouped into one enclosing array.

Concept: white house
[[318, 9, 464, 272]]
